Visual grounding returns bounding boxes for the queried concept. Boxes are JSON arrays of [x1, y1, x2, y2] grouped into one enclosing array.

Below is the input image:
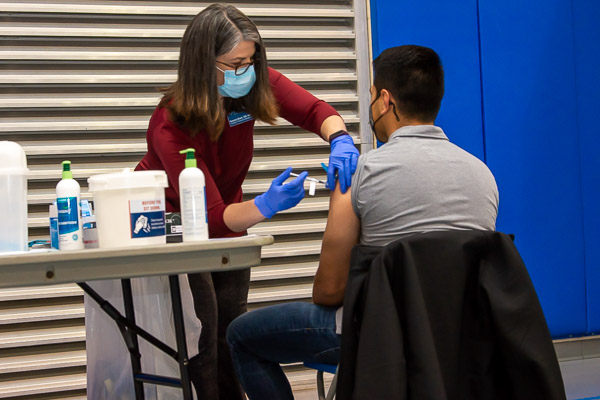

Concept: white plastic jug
[[88, 169, 168, 249], [0, 141, 29, 253]]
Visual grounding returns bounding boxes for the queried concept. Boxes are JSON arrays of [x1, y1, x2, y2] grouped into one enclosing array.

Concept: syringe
[[289, 172, 326, 185]]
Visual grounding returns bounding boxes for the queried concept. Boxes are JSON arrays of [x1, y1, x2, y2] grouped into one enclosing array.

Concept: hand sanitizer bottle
[[179, 148, 208, 241], [56, 160, 84, 250]]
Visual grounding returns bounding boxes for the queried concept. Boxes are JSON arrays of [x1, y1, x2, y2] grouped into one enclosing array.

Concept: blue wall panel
[[369, 0, 484, 160], [573, 0, 600, 334], [478, 0, 586, 337]]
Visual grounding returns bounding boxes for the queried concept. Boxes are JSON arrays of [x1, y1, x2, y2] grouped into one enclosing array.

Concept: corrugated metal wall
[[0, 0, 371, 397]]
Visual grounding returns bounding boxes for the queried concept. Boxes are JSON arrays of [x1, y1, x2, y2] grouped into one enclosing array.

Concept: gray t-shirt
[[336, 125, 499, 333], [351, 125, 499, 246]]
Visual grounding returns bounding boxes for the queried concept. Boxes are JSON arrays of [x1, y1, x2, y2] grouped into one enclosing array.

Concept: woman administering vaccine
[[135, 3, 358, 399]]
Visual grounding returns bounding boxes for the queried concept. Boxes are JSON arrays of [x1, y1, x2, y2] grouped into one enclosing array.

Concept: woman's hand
[[328, 133, 359, 194], [254, 167, 308, 218]]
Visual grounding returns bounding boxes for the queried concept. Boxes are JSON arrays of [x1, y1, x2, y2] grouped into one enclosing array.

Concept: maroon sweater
[[136, 67, 339, 238]]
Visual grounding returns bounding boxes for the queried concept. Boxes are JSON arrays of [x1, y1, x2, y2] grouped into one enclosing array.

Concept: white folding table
[[0, 234, 274, 399]]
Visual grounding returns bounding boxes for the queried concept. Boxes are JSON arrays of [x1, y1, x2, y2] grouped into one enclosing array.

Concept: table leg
[[169, 275, 194, 399], [121, 279, 145, 400]]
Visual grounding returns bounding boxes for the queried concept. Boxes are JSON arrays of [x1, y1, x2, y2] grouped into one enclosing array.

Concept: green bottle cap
[[179, 148, 197, 168], [61, 160, 73, 179]]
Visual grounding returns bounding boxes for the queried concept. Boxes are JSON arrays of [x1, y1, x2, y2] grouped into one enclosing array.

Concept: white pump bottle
[[179, 148, 209, 241], [56, 160, 84, 250]]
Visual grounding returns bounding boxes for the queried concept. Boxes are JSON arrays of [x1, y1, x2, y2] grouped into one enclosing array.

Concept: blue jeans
[[226, 302, 340, 400]]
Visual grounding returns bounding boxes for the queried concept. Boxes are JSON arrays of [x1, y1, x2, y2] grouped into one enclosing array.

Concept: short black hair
[[373, 45, 444, 122]]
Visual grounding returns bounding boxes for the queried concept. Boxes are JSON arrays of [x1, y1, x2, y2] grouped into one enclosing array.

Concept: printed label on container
[[181, 186, 208, 236], [83, 226, 99, 249], [57, 197, 79, 235], [50, 217, 59, 249], [129, 199, 166, 239]]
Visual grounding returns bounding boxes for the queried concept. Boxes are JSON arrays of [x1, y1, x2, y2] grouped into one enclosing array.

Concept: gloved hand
[[134, 215, 149, 234], [328, 133, 359, 193], [254, 167, 308, 219]]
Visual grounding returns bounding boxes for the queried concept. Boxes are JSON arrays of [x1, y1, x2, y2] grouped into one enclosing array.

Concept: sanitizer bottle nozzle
[[179, 148, 197, 169], [61, 160, 73, 180]]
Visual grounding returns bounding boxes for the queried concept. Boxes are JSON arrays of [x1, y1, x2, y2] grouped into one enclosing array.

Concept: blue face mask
[[217, 65, 256, 98]]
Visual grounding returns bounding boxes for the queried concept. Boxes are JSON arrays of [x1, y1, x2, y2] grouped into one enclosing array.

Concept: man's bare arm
[[312, 185, 360, 306]]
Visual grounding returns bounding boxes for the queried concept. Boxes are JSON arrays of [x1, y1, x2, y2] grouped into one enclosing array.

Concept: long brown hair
[[160, 4, 278, 140]]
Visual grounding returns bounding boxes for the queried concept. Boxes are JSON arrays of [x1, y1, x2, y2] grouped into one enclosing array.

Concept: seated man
[[226, 45, 499, 399]]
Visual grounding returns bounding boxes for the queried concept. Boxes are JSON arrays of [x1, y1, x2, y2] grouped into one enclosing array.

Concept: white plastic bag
[[85, 275, 201, 400]]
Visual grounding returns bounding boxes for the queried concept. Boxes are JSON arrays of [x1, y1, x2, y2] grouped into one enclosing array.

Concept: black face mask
[[369, 92, 399, 143], [368, 93, 384, 137]]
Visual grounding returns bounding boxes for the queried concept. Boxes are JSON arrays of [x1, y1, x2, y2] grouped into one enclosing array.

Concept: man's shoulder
[[446, 142, 496, 176], [355, 136, 496, 186], [356, 141, 411, 168]]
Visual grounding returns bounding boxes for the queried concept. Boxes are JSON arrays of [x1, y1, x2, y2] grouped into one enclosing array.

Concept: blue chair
[[304, 362, 338, 400]]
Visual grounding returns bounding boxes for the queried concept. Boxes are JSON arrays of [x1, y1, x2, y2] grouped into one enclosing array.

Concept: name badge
[[227, 111, 254, 127]]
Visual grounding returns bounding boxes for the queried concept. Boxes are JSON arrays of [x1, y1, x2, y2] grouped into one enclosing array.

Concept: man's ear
[[379, 89, 392, 114]]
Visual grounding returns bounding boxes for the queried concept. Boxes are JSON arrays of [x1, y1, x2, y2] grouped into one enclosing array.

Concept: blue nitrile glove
[[328, 133, 359, 193], [254, 167, 308, 218]]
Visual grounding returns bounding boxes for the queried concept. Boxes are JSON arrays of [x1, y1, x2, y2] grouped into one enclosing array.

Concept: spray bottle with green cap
[[179, 148, 208, 241], [56, 160, 84, 250]]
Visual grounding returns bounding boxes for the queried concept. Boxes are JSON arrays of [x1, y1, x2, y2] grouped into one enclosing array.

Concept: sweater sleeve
[[268, 67, 340, 138], [151, 121, 235, 238]]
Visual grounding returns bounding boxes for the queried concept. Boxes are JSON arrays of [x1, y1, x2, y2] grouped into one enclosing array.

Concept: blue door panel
[[478, 0, 586, 337], [369, 0, 484, 160], [573, 0, 600, 334]]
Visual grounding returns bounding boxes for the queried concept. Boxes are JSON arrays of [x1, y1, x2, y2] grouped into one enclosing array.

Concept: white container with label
[[0, 141, 29, 253], [88, 169, 168, 249]]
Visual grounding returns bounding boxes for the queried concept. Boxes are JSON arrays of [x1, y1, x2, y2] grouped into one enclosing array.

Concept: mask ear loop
[[389, 101, 400, 122], [370, 92, 381, 107], [369, 92, 384, 129], [372, 91, 400, 122], [371, 92, 400, 130]]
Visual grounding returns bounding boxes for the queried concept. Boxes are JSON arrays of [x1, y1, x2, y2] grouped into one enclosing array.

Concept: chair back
[[337, 230, 566, 400]]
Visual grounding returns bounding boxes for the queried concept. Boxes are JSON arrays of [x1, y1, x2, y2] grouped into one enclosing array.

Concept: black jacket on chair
[[337, 230, 566, 400]]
